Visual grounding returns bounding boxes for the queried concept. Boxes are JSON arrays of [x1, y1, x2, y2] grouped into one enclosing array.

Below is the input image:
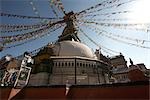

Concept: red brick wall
[[128, 69, 148, 81], [0, 82, 149, 100], [68, 85, 149, 99], [0, 87, 11, 99]]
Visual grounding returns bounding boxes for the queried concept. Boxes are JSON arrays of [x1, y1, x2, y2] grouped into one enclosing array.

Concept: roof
[[52, 41, 97, 59], [112, 66, 129, 74]]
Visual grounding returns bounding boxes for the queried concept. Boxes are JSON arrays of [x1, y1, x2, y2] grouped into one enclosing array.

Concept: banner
[[75, 24, 120, 55], [82, 23, 150, 49], [77, 0, 135, 15], [8, 53, 33, 100], [2, 23, 64, 51], [51, 0, 65, 14], [0, 23, 49, 33], [14, 66, 31, 88], [49, 0, 59, 18], [84, 23, 150, 44], [79, 11, 131, 18], [1, 23, 57, 45], [0, 12, 61, 20], [79, 20, 150, 33]]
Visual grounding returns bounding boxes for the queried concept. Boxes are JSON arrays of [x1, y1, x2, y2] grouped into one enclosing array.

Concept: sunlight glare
[[127, 0, 150, 23]]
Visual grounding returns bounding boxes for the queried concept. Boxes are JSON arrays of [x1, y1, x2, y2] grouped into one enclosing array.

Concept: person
[[21, 52, 34, 67], [65, 80, 71, 95], [129, 58, 133, 65]]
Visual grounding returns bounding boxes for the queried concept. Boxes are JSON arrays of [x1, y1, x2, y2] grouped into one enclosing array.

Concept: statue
[[129, 58, 133, 65]]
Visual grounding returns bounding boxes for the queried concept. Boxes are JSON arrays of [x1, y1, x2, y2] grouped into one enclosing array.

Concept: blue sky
[[1, 0, 150, 68]]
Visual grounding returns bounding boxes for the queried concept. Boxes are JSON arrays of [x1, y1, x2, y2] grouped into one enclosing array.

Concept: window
[[77, 62, 79, 66], [92, 64, 94, 68], [58, 62, 60, 66], [86, 64, 88, 67], [68, 62, 70, 66], [80, 63, 82, 67], [62, 62, 64, 67], [65, 62, 67, 66], [83, 63, 85, 67], [88, 64, 90, 67], [72, 62, 74, 66]]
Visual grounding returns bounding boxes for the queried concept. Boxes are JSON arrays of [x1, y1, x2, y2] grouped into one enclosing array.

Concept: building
[[0, 55, 21, 86], [27, 12, 111, 86], [0, 11, 149, 100], [110, 54, 130, 83], [28, 40, 111, 86], [0, 11, 112, 87], [109, 54, 149, 83], [128, 64, 149, 82]]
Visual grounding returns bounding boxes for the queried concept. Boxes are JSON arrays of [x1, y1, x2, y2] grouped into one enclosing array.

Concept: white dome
[[53, 41, 97, 59]]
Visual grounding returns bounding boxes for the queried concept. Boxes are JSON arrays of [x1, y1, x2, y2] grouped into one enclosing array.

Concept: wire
[[80, 20, 150, 33], [0, 12, 62, 20], [79, 18, 130, 21], [77, 0, 120, 15], [51, 0, 66, 14], [48, 0, 59, 18], [0, 23, 49, 33], [83, 23, 150, 49], [78, 11, 131, 18], [77, 0, 137, 16], [3, 23, 64, 50], [1, 20, 65, 45], [75, 22, 120, 55], [29, 0, 41, 18], [84, 23, 150, 43]]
